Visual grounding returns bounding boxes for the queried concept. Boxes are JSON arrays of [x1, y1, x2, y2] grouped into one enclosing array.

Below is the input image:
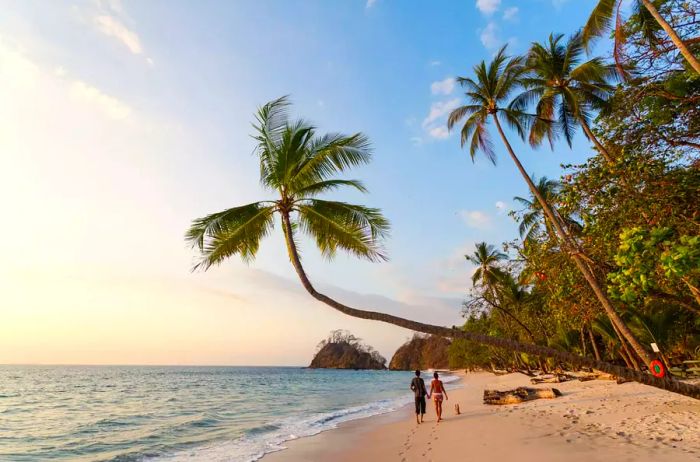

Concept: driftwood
[[484, 387, 562, 405], [531, 374, 573, 384]]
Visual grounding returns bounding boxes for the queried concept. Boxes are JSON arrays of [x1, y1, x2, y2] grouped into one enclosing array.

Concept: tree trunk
[[580, 117, 614, 163], [588, 323, 602, 361], [491, 114, 653, 367], [610, 317, 641, 370], [279, 210, 700, 399], [641, 0, 700, 75]]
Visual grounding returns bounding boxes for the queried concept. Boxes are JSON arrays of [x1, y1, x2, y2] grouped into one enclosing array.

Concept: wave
[[147, 372, 461, 462]]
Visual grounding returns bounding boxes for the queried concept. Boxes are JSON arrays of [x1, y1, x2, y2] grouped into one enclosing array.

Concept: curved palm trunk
[[587, 324, 602, 361], [279, 210, 699, 399], [579, 117, 613, 164], [641, 0, 700, 75], [491, 114, 653, 367]]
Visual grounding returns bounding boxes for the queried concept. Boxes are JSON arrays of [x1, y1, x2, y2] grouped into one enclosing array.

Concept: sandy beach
[[263, 371, 700, 462]]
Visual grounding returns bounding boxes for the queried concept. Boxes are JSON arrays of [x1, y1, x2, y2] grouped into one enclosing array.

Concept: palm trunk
[[587, 324, 601, 361], [279, 210, 699, 399], [491, 114, 653, 367], [579, 117, 613, 164], [641, 0, 700, 75], [610, 318, 640, 370]]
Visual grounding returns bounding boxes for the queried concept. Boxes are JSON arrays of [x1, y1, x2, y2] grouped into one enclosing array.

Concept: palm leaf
[[187, 202, 276, 269], [297, 200, 390, 262], [582, 0, 618, 49]]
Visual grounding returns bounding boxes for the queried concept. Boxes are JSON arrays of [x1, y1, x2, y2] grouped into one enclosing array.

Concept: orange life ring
[[650, 360, 665, 378]]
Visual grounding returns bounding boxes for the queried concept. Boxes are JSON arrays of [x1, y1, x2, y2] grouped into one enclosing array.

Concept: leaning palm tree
[[186, 96, 700, 399], [447, 46, 653, 367], [517, 33, 618, 163], [582, 0, 700, 75], [514, 176, 582, 242]]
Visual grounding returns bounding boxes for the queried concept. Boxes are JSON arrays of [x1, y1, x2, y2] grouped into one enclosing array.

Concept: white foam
[[148, 373, 462, 462]]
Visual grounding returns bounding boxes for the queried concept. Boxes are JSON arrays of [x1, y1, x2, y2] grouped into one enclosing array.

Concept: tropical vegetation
[[187, 3, 699, 398]]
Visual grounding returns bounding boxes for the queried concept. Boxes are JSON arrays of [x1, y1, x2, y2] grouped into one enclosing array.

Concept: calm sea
[[0, 366, 458, 461]]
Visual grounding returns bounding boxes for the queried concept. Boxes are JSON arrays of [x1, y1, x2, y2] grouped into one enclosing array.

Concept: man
[[410, 370, 429, 424]]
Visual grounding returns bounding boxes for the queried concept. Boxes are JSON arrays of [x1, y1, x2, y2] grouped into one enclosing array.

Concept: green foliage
[[186, 96, 390, 270], [609, 227, 700, 304]]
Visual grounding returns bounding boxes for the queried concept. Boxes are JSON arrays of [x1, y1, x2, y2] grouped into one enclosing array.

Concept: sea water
[[0, 366, 459, 461]]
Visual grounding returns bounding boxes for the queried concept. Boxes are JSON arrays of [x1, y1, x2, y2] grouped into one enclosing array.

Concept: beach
[[263, 371, 700, 462]]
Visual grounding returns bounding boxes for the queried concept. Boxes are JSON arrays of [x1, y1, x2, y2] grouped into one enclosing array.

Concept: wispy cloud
[[476, 0, 501, 15], [430, 77, 455, 95], [366, 0, 377, 8], [429, 60, 442, 67], [459, 210, 492, 229], [503, 6, 519, 21], [480, 22, 501, 50], [429, 126, 449, 139], [422, 98, 460, 128], [422, 98, 460, 140], [95, 15, 142, 54], [69, 80, 131, 120]]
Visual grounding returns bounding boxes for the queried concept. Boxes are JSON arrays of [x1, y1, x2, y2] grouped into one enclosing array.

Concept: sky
[[0, 0, 611, 365]]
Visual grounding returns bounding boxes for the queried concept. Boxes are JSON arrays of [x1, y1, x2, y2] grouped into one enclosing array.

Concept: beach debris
[[483, 387, 562, 405], [530, 374, 573, 384]]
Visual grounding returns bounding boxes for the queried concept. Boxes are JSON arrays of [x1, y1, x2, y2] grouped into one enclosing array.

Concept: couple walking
[[410, 370, 448, 424]]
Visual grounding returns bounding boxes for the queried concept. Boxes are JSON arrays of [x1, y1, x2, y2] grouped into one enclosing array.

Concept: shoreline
[[262, 371, 700, 462]]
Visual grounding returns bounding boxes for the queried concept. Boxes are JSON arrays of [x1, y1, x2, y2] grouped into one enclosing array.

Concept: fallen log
[[531, 374, 572, 384], [484, 387, 562, 405]]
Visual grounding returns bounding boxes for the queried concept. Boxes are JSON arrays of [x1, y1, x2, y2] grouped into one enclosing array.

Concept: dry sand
[[263, 371, 699, 462]]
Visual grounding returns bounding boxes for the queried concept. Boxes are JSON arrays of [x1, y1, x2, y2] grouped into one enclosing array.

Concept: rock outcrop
[[389, 334, 451, 370], [309, 330, 386, 369]]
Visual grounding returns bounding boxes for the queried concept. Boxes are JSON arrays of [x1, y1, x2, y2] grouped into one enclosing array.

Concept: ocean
[[0, 366, 458, 461]]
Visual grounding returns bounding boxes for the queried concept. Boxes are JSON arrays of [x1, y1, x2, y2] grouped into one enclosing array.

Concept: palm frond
[[290, 133, 372, 190], [295, 179, 368, 197], [582, 0, 618, 49], [297, 200, 390, 262], [186, 202, 277, 269], [253, 96, 291, 188]]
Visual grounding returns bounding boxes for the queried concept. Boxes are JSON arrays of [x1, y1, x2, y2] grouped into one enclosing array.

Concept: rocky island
[[389, 334, 451, 370], [309, 330, 387, 369]]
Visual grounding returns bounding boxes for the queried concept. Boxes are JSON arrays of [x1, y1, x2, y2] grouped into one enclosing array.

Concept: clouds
[[366, 0, 377, 8], [422, 97, 460, 140], [479, 22, 501, 50], [95, 15, 142, 54], [430, 77, 455, 95], [503, 6, 519, 21], [475, 0, 501, 15], [69, 80, 132, 120], [459, 210, 493, 230]]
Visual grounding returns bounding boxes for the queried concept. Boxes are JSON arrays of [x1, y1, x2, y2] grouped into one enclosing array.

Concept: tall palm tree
[[583, 0, 700, 75], [513, 176, 582, 242], [467, 243, 536, 342], [466, 242, 507, 289], [447, 46, 653, 367], [186, 96, 700, 399], [517, 33, 618, 163]]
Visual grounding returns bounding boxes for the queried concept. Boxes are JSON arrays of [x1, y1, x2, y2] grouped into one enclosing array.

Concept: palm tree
[[447, 46, 653, 367], [513, 176, 582, 242], [466, 242, 507, 289], [583, 0, 700, 75], [467, 243, 536, 342], [517, 33, 617, 163], [186, 96, 700, 399]]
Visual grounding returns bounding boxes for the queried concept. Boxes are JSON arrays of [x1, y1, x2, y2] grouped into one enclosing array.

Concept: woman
[[429, 372, 448, 422]]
